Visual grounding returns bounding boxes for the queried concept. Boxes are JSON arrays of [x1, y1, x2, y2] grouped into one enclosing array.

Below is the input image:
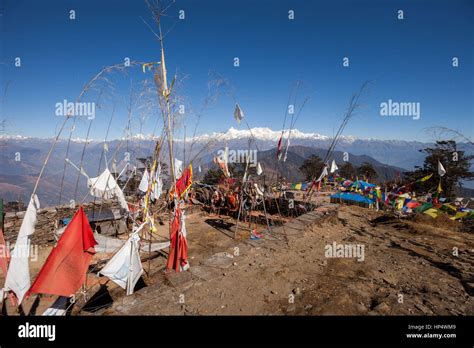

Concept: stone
[[203, 252, 234, 269], [292, 287, 301, 295], [165, 270, 194, 290], [190, 265, 221, 281]]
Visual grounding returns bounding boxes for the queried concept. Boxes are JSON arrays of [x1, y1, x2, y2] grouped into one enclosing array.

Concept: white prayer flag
[[437, 161, 446, 177], [179, 211, 190, 271], [138, 169, 149, 193], [330, 160, 338, 173], [254, 183, 264, 196], [152, 164, 163, 200], [256, 162, 263, 175], [234, 104, 244, 124], [99, 223, 145, 295], [316, 166, 329, 182], [283, 137, 291, 162], [174, 158, 183, 178], [114, 186, 129, 212], [88, 168, 118, 199], [4, 195, 40, 304], [87, 168, 129, 211]]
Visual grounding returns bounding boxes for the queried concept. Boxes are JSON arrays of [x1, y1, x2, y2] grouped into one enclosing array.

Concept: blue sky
[[1, 0, 473, 141]]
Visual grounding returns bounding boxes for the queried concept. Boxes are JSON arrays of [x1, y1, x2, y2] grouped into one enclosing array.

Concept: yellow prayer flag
[[376, 188, 382, 200], [396, 197, 405, 210], [420, 173, 433, 182], [450, 212, 468, 220], [424, 208, 439, 218]]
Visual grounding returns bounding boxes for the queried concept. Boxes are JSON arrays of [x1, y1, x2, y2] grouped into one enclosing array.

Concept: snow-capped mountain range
[[1, 126, 473, 205], [191, 127, 332, 142], [1, 127, 473, 171], [0, 127, 358, 143]]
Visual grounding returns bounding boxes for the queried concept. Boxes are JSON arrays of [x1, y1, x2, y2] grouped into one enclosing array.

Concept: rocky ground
[[3, 199, 473, 316]]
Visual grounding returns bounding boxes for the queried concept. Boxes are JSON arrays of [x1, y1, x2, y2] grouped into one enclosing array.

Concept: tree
[[203, 167, 223, 185], [339, 162, 356, 179], [357, 162, 377, 182], [229, 162, 257, 179], [299, 155, 324, 181], [405, 140, 474, 198]]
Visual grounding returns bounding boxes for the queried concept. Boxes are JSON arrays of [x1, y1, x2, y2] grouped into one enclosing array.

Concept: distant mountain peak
[[191, 127, 356, 142], [123, 133, 160, 141], [0, 134, 29, 140]]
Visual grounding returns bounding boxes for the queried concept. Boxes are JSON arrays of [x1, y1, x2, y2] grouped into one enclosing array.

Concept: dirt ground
[[3, 198, 473, 316]]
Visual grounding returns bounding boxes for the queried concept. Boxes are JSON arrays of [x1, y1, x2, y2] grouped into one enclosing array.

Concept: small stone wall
[[3, 201, 122, 245]]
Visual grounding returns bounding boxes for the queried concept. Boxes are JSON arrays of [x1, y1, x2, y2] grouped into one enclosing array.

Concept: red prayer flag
[[276, 134, 283, 159], [171, 165, 193, 198], [166, 208, 188, 272], [26, 206, 97, 298], [0, 226, 17, 306]]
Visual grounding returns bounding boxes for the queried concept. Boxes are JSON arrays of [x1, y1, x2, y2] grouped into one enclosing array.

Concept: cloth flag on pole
[[4, 195, 40, 304], [419, 173, 433, 182], [88, 168, 129, 212], [234, 104, 244, 124], [26, 206, 97, 298], [152, 164, 163, 200], [375, 187, 382, 201], [254, 183, 264, 197], [316, 166, 329, 182], [171, 164, 193, 198], [276, 134, 283, 160], [437, 180, 443, 193], [166, 208, 189, 272], [88, 168, 117, 199], [283, 138, 290, 162], [330, 160, 338, 174], [215, 157, 230, 177], [214, 148, 230, 178], [174, 158, 183, 178], [437, 161, 446, 177], [113, 185, 130, 212], [138, 169, 149, 193], [256, 162, 263, 176], [99, 222, 145, 295]]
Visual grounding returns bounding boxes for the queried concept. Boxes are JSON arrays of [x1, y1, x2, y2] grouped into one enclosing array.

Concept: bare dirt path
[[104, 204, 473, 316]]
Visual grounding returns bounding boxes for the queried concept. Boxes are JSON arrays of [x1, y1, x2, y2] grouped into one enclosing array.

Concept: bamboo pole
[[32, 115, 71, 198]]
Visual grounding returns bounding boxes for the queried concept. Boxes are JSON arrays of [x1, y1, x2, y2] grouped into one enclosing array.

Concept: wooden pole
[[32, 115, 71, 198]]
